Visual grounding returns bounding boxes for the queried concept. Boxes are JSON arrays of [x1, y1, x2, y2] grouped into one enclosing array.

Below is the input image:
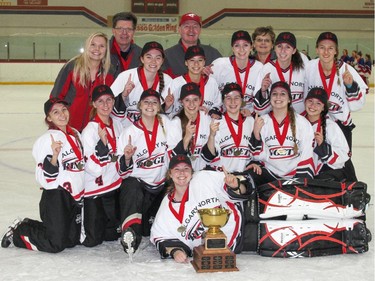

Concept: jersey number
[[95, 176, 103, 186], [63, 182, 72, 193]]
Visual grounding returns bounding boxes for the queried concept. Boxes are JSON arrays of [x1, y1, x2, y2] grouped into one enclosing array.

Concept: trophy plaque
[[191, 208, 239, 273]]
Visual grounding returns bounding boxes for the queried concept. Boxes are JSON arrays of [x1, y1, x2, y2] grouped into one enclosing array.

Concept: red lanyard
[[231, 57, 251, 95], [224, 113, 244, 148], [62, 126, 83, 160], [270, 112, 290, 146], [190, 113, 200, 154], [112, 40, 134, 71], [169, 187, 189, 224], [139, 117, 159, 157], [94, 115, 117, 153], [318, 61, 336, 99], [275, 60, 293, 87], [138, 67, 159, 91], [184, 74, 206, 106]]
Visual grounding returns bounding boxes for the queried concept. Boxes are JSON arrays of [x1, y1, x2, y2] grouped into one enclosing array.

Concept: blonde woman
[[50, 32, 114, 132]]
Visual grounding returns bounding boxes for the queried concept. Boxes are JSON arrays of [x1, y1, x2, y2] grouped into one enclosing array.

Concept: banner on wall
[[17, 0, 48, 5], [136, 16, 178, 33], [132, 0, 178, 14]]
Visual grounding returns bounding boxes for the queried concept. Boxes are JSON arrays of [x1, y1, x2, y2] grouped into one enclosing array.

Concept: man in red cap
[[163, 12, 221, 78]]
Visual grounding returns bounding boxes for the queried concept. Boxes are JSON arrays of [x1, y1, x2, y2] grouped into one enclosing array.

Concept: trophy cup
[[191, 208, 239, 273]]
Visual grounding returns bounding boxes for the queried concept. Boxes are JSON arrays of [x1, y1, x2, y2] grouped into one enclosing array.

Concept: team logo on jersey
[[269, 146, 296, 159], [136, 155, 165, 169]]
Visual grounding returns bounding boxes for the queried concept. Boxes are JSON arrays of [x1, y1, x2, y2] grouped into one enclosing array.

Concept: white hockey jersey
[[305, 59, 367, 126], [309, 118, 350, 175], [32, 129, 85, 201], [81, 118, 123, 197], [250, 112, 315, 179], [204, 114, 255, 173], [211, 56, 263, 114], [150, 170, 245, 253], [117, 114, 181, 188], [164, 74, 221, 118], [110, 67, 172, 124], [173, 111, 212, 171], [254, 60, 307, 114]]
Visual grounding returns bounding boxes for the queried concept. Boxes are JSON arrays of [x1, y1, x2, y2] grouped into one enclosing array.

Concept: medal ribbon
[[63, 126, 83, 161], [94, 115, 117, 153], [189, 113, 200, 155], [183, 74, 207, 106], [138, 67, 160, 91], [231, 57, 251, 95], [139, 117, 159, 157], [316, 118, 322, 134], [112, 39, 134, 71], [275, 60, 293, 87], [270, 112, 290, 146], [169, 187, 189, 224], [318, 61, 336, 99], [224, 113, 243, 148]]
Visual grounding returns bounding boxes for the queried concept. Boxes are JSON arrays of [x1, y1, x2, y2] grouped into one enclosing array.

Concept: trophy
[[191, 208, 239, 273]]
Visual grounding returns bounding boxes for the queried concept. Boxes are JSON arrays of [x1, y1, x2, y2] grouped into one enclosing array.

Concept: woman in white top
[[110, 41, 172, 126], [81, 85, 123, 247]]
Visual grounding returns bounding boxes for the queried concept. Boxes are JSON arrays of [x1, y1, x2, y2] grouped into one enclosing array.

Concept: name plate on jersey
[[191, 208, 238, 273]]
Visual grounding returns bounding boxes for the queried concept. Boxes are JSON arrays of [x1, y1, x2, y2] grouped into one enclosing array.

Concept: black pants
[[12, 188, 82, 253], [337, 121, 357, 181], [119, 177, 165, 237], [82, 189, 121, 247]]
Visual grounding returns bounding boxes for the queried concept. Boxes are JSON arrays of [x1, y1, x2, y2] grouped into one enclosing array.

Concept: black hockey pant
[[82, 189, 121, 247], [12, 188, 82, 253], [119, 177, 165, 237]]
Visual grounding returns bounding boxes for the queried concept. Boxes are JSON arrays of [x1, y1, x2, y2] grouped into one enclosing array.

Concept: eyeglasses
[[114, 27, 135, 33], [255, 38, 272, 43]]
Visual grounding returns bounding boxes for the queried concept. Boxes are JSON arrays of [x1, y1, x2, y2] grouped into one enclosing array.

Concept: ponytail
[[287, 106, 298, 155]]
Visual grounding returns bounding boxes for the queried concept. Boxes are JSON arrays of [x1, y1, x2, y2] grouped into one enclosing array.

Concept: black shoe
[[1, 219, 22, 248]]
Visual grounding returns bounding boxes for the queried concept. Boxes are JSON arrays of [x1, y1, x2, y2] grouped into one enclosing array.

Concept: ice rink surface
[[0, 85, 373, 281]]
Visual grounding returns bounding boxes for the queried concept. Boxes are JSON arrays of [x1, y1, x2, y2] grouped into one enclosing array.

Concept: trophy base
[[191, 245, 239, 273]]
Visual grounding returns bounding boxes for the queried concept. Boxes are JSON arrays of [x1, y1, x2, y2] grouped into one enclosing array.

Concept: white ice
[[0, 85, 373, 281]]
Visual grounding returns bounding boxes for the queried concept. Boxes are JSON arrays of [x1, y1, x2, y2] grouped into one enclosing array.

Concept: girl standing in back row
[[304, 32, 367, 181]]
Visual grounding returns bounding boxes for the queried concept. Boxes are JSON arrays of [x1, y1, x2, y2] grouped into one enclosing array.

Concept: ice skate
[[121, 228, 136, 262], [1, 219, 22, 248]]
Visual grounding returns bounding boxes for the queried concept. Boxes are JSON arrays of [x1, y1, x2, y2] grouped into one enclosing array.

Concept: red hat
[[179, 13, 202, 26]]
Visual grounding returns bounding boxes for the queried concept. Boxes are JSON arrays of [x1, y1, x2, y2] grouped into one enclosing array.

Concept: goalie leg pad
[[257, 219, 371, 258], [257, 178, 370, 220]]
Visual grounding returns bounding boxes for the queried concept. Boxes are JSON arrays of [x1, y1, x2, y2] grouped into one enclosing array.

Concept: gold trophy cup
[[191, 208, 239, 273]]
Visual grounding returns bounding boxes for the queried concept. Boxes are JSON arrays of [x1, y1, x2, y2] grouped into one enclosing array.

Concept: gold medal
[[234, 149, 241, 156], [76, 162, 84, 170], [277, 148, 287, 156], [145, 160, 153, 167], [190, 155, 196, 161], [110, 154, 118, 162], [177, 225, 186, 233]]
